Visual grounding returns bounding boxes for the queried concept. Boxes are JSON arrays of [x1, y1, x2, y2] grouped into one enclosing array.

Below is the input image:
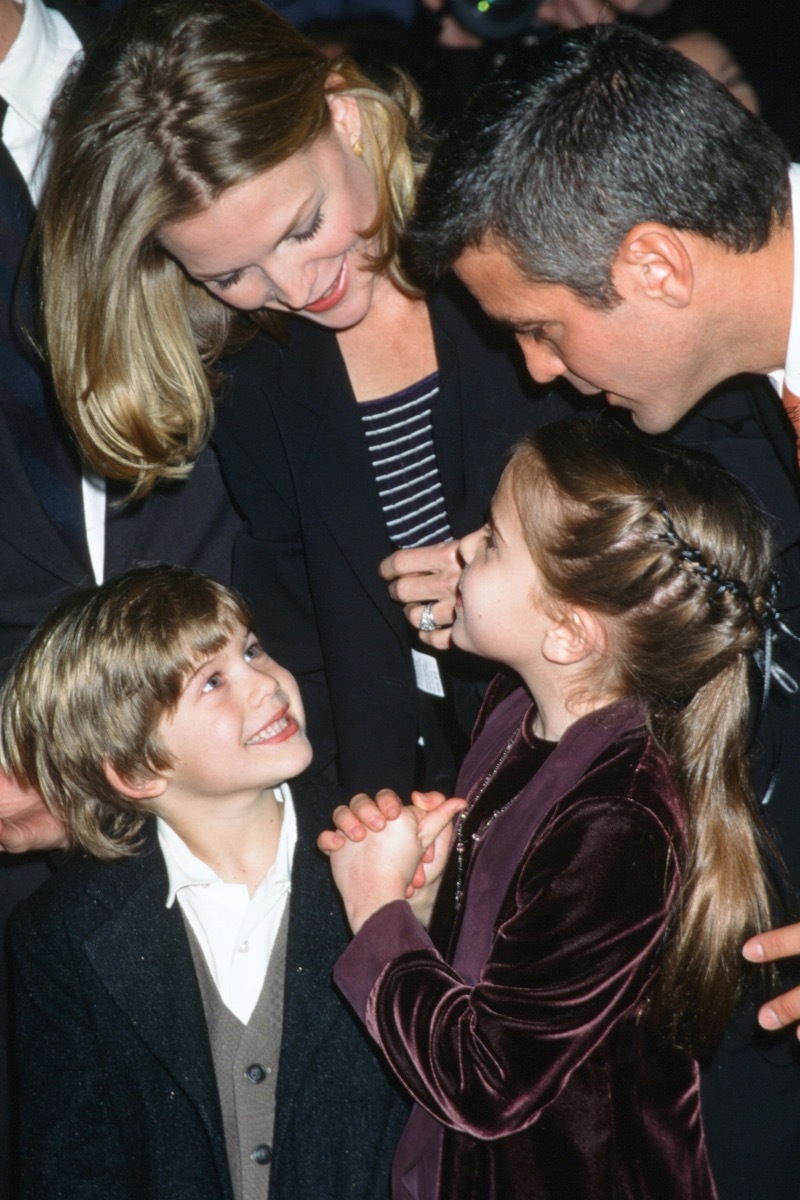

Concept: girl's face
[[454, 478, 554, 691], [158, 95, 384, 331]]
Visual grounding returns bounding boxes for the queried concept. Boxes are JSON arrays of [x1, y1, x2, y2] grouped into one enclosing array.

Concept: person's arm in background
[[0, 771, 66, 853]]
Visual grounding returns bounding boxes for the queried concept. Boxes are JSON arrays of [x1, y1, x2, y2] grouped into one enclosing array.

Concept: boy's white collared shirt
[[158, 782, 297, 1025]]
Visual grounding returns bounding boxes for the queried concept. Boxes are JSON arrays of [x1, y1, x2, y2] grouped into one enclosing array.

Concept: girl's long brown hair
[[507, 418, 776, 1056]]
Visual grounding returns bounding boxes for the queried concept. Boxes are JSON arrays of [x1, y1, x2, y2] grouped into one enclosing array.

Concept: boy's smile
[[154, 624, 312, 809], [245, 706, 299, 746]]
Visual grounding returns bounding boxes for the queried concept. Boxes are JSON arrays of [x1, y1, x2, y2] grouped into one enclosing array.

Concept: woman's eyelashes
[[291, 209, 324, 243], [211, 269, 245, 292], [206, 211, 324, 291]]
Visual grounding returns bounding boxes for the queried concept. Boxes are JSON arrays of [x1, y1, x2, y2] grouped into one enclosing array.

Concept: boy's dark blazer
[[10, 774, 407, 1200]]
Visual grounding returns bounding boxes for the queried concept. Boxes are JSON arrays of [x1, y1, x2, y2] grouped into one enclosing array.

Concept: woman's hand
[[379, 541, 460, 650]]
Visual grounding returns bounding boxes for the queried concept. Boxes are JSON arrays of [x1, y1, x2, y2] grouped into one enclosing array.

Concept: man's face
[[454, 240, 705, 434]]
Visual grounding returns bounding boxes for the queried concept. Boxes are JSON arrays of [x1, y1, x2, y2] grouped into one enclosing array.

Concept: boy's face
[[155, 624, 312, 807]]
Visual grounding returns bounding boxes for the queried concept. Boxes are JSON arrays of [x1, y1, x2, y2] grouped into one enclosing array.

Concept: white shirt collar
[[0, 0, 79, 130], [0, 0, 81, 196], [158, 781, 297, 907], [781, 163, 800, 396]]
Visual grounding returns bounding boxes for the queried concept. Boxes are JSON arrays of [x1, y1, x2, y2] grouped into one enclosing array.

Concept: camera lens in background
[[449, 0, 542, 40]]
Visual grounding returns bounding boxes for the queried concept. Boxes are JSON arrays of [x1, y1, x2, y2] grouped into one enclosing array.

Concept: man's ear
[[542, 608, 606, 666], [613, 223, 695, 308], [104, 760, 168, 801]]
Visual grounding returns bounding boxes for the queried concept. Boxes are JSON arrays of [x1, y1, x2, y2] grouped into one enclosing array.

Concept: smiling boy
[[0, 564, 405, 1200]]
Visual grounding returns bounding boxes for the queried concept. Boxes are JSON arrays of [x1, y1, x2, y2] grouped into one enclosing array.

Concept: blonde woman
[[39, 0, 581, 798]]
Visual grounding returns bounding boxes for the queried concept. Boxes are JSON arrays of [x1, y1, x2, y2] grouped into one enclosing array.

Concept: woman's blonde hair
[[38, 0, 427, 493], [0, 565, 252, 860], [505, 418, 777, 1056]]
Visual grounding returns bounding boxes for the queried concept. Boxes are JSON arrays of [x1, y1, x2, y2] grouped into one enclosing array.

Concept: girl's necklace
[[453, 732, 519, 910]]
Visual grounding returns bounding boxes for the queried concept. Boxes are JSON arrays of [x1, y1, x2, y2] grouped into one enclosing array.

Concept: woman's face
[[158, 95, 383, 330]]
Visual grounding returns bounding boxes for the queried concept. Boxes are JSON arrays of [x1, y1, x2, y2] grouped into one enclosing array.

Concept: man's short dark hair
[[411, 24, 790, 308]]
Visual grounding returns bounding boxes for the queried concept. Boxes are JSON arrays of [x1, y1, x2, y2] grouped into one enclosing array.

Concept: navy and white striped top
[[360, 372, 453, 549]]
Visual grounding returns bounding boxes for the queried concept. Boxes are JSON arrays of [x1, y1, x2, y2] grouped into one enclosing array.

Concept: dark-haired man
[[381, 23, 800, 1200], [410, 22, 796, 439]]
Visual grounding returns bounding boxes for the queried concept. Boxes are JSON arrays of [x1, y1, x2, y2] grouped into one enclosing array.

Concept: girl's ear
[[104, 760, 168, 801], [543, 607, 606, 665]]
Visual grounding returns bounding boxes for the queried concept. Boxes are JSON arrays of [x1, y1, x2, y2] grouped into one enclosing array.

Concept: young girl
[[327, 419, 777, 1200]]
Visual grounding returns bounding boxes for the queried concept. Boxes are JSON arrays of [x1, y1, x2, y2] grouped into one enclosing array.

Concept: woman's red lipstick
[[304, 258, 348, 313]]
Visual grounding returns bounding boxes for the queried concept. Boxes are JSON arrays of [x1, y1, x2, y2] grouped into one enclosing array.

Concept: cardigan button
[[245, 1063, 268, 1084], [251, 1144, 272, 1166]]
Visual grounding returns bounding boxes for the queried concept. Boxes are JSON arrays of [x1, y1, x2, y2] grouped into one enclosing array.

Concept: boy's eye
[[244, 641, 263, 662], [201, 673, 223, 693]]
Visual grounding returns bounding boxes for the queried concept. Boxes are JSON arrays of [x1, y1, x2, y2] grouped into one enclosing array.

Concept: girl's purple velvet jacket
[[334, 676, 718, 1200]]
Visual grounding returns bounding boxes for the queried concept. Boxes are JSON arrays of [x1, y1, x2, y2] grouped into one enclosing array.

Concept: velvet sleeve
[[335, 795, 679, 1138]]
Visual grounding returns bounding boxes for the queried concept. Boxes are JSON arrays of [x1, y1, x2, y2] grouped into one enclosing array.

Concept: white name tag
[[412, 649, 445, 698]]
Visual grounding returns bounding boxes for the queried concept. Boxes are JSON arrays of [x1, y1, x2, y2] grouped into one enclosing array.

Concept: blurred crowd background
[[82, 0, 800, 157]]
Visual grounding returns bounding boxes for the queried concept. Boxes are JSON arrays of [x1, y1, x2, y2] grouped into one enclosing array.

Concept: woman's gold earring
[[352, 138, 365, 157]]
